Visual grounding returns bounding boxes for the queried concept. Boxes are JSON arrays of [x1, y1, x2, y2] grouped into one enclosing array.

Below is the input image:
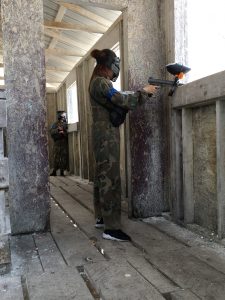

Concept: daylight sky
[[187, 0, 225, 81]]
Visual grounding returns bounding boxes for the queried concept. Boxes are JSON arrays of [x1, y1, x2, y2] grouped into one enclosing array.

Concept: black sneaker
[[95, 217, 104, 228], [60, 170, 65, 176], [102, 229, 131, 242]]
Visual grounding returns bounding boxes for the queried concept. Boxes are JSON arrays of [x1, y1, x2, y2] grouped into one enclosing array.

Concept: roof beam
[[45, 29, 89, 52], [46, 66, 71, 73], [46, 82, 59, 88], [48, 5, 67, 50], [46, 70, 66, 78], [45, 48, 84, 57], [57, 0, 127, 11], [44, 20, 105, 34], [46, 53, 78, 67], [47, 89, 57, 93], [58, 2, 111, 27], [46, 73, 66, 81], [46, 79, 62, 83]]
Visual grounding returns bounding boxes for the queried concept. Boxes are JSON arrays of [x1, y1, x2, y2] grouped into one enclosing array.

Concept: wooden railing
[[171, 70, 225, 238]]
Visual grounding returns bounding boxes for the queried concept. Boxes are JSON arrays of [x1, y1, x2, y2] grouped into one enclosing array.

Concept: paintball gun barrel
[[148, 63, 191, 96]]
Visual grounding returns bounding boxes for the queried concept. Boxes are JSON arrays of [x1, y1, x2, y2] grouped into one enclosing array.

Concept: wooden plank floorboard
[[27, 269, 93, 300], [10, 235, 43, 276], [144, 247, 225, 300], [67, 176, 93, 193], [50, 184, 183, 295], [126, 256, 179, 294], [53, 177, 225, 299], [51, 200, 106, 266], [143, 217, 225, 275], [170, 289, 201, 300], [123, 217, 225, 299], [85, 261, 165, 300], [187, 245, 225, 275], [33, 232, 67, 272], [51, 178, 184, 255], [0, 276, 24, 300], [51, 177, 94, 213]]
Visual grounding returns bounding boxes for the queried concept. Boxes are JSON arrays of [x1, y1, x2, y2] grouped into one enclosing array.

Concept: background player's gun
[[148, 63, 191, 96]]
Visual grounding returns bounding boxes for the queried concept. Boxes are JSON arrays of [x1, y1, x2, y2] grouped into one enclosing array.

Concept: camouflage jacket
[[50, 121, 68, 142], [89, 76, 141, 124]]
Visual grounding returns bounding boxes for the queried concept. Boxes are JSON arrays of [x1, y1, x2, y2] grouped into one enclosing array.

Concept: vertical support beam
[[82, 60, 92, 180], [77, 64, 88, 179], [122, 9, 133, 216], [171, 109, 183, 221], [216, 100, 225, 238], [46, 92, 57, 169], [0, 129, 3, 157], [182, 108, 194, 224], [0, 191, 6, 234], [0, 129, 6, 234], [1, 0, 50, 234], [162, 0, 188, 222], [125, 0, 167, 217]]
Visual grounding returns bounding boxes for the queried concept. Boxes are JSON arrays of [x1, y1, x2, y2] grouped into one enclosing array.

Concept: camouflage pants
[[53, 139, 68, 171], [93, 123, 121, 230]]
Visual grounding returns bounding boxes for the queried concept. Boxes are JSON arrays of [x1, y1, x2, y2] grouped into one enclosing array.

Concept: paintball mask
[[111, 56, 120, 82], [57, 111, 67, 123]]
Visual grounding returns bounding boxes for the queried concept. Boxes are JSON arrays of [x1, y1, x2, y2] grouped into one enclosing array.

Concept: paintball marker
[[148, 63, 191, 96]]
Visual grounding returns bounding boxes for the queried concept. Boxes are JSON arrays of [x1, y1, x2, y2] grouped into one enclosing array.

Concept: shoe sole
[[95, 224, 104, 228], [102, 232, 130, 242]]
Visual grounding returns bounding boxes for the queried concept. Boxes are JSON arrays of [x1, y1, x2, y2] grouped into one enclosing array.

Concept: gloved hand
[[143, 84, 159, 96]]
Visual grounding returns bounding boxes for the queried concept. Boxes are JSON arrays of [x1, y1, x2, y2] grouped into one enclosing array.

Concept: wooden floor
[[1, 176, 225, 299]]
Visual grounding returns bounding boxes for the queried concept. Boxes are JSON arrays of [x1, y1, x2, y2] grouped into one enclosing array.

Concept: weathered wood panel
[[216, 100, 225, 238], [171, 110, 183, 221], [192, 105, 217, 231], [182, 108, 194, 224], [173, 70, 225, 108]]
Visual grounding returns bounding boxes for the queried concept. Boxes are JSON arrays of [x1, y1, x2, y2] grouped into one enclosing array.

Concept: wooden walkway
[[1, 176, 225, 299]]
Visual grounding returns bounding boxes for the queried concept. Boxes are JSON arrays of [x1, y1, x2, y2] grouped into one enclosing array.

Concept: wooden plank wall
[[46, 84, 71, 172], [172, 70, 225, 238], [46, 93, 57, 169]]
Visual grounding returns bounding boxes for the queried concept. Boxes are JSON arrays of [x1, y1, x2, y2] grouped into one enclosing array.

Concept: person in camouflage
[[50, 111, 68, 176], [89, 49, 158, 241]]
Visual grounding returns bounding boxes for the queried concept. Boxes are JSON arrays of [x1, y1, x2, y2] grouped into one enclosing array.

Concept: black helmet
[[57, 111, 66, 121], [91, 48, 120, 81]]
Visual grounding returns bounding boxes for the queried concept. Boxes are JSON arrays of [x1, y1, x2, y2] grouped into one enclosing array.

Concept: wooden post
[[125, 0, 168, 217], [216, 100, 225, 238], [182, 108, 194, 224], [1, 0, 50, 234], [171, 109, 183, 221]]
